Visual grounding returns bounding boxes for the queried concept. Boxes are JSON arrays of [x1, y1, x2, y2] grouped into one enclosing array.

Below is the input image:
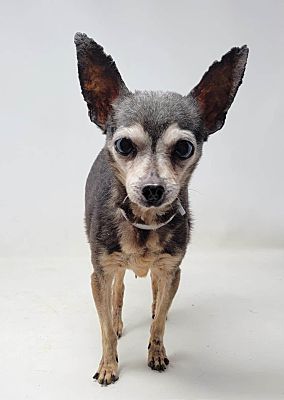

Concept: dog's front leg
[[148, 267, 181, 371], [150, 271, 159, 319], [91, 269, 118, 385], [112, 269, 126, 338]]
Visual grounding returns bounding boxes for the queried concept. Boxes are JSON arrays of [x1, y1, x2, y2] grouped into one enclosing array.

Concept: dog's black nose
[[142, 185, 165, 206]]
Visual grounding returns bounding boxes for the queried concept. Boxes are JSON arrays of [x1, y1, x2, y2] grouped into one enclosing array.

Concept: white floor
[[1, 247, 284, 400]]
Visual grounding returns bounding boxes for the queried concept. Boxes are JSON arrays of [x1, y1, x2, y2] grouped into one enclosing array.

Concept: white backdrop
[[1, 0, 284, 259], [1, 2, 284, 399]]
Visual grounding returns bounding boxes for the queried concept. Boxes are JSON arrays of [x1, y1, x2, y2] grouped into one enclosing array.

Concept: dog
[[74, 32, 248, 385]]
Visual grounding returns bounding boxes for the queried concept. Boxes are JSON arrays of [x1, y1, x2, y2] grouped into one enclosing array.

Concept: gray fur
[[85, 148, 123, 255], [111, 91, 203, 142]]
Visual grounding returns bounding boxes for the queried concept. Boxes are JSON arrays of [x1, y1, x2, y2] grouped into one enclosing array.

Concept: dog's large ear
[[189, 46, 249, 137], [74, 32, 130, 130]]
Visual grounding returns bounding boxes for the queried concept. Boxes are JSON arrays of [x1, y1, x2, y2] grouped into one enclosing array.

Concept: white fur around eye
[[155, 123, 200, 167], [160, 123, 197, 149], [112, 124, 151, 149]]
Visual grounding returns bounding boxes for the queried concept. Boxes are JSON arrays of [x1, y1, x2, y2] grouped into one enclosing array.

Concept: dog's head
[[75, 33, 248, 209]]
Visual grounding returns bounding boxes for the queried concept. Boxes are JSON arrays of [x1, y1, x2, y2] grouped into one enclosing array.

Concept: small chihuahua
[[74, 33, 248, 385]]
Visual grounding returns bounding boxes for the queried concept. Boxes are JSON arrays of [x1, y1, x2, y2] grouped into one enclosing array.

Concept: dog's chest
[[119, 225, 163, 277], [100, 221, 180, 277]]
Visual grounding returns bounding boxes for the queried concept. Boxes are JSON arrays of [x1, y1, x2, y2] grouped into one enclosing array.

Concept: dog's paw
[[113, 316, 123, 338], [147, 339, 169, 372], [93, 358, 119, 385]]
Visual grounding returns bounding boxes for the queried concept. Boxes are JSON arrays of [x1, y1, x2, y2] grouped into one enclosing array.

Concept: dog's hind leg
[[91, 268, 119, 385], [148, 267, 181, 371], [112, 269, 126, 338]]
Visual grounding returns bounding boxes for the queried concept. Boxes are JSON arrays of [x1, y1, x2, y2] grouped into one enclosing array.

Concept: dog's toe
[[148, 340, 169, 372], [148, 357, 167, 372], [93, 359, 119, 385]]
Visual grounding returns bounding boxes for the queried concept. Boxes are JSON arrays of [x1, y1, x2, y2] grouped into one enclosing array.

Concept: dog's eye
[[174, 140, 194, 159], [115, 138, 134, 156]]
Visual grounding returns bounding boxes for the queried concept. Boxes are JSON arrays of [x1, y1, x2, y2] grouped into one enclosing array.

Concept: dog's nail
[[152, 314, 155, 319], [102, 377, 109, 386], [111, 374, 119, 383], [93, 372, 99, 380], [157, 362, 165, 372], [148, 343, 151, 349], [116, 355, 119, 362], [164, 357, 169, 365]]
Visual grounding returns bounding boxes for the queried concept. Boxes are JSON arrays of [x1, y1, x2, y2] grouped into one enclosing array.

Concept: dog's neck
[[119, 196, 185, 231]]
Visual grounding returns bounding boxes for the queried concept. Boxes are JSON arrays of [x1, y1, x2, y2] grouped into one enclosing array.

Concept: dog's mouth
[[127, 185, 180, 211], [125, 190, 181, 218], [120, 194, 186, 229], [128, 194, 174, 213]]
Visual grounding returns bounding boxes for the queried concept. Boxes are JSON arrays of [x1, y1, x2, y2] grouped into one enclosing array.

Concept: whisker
[[188, 187, 204, 196]]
